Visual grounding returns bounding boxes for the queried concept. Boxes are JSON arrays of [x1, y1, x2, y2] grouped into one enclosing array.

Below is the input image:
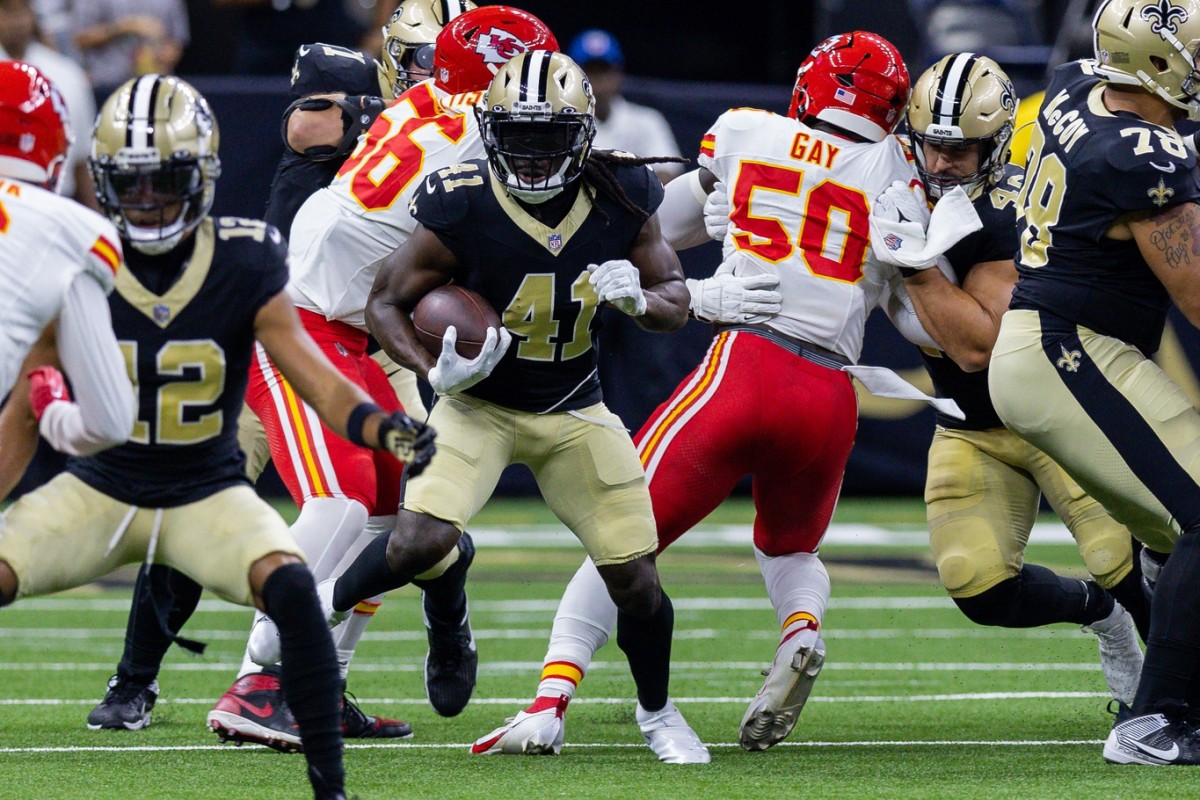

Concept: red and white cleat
[[471, 694, 568, 755]]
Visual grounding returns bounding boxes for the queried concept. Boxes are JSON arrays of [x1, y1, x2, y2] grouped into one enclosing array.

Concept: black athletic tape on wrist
[[347, 402, 383, 447]]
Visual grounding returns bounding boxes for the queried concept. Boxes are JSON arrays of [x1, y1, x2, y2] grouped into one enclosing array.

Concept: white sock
[[333, 595, 383, 679], [536, 558, 615, 701], [237, 610, 268, 679], [756, 548, 830, 644], [292, 497, 370, 581], [235, 498, 370, 676], [328, 515, 395, 679]]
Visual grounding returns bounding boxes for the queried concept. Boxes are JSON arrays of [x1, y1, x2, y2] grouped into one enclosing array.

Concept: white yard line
[[0, 738, 1105, 754], [0, 626, 1080, 640], [0, 660, 1110, 672], [0, 690, 1109, 707], [1, 595, 961, 613]]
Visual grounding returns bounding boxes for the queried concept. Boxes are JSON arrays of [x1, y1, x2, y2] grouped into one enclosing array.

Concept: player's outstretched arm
[[1126, 201, 1200, 327], [365, 224, 462, 379], [254, 291, 435, 470]]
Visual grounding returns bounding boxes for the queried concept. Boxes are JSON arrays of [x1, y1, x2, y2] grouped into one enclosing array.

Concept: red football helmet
[[788, 32, 910, 143], [0, 61, 71, 191], [432, 5, 558, 95]]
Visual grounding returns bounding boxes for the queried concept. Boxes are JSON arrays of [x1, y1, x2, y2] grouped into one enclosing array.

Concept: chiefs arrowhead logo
[[474, 27, 528, 64]]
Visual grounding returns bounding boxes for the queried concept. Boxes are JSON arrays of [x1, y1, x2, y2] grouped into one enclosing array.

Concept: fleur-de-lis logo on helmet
[[1142, 0, 1188, 35], [998, 77, 1016, 113]]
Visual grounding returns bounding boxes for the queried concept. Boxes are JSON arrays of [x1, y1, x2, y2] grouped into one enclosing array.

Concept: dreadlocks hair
[[583, 150, 690, 224]]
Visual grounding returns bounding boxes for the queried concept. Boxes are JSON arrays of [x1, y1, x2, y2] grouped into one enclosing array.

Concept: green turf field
[[0, 497, 1182, 799]]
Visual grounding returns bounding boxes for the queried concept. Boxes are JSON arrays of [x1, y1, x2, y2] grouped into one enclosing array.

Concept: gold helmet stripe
[[934, 52, 978, 127], [127, 74, 162, 150]]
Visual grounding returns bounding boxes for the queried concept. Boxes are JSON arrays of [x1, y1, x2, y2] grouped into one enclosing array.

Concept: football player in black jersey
[[984, 0, 1200, 764], [874, 53, 1149, 710], [0, 76, 435, 800], [86, 2, 478, 746], [332, 50, 709, 762]]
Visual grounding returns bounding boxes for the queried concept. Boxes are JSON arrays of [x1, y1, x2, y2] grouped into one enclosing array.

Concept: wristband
[[347, 402, 383, 447]]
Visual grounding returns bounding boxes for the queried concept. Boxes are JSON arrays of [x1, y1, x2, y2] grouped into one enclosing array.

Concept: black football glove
[[378, 412, 436, 476]]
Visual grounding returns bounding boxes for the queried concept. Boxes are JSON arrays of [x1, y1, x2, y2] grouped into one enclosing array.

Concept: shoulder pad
[[715, 107, 774, 132], [70, 207, 122, 293], [1103, 124, 1196, 173], [410, 161, 486, 229], [291, 42, 377, 98], [212, 216, 286, 255]]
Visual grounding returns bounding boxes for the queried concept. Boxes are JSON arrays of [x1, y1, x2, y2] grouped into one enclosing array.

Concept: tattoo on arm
[[1148, 205, 1194, 268]]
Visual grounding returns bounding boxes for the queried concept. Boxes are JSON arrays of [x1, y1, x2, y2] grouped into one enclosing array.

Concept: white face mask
[[506, 182, 565, 204], [124, 213, 190, 255]]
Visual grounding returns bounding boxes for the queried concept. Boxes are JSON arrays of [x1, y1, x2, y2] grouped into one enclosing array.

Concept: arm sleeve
[[39, 272, 135, 456], [658, 168, 710, 249]]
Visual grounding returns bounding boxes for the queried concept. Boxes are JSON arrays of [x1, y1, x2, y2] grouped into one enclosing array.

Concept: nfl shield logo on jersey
[[883, 233, 903, 251], [548, 233, 563, 252], [153, 304, 170, 324]]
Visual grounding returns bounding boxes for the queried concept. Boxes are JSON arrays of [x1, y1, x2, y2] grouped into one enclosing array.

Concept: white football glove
[[426, 325, 512, 396], [587, 259, 647, 316], [703, 181, 730, 241], [868, 180, 935, 270], [686, 260, 781, 324]]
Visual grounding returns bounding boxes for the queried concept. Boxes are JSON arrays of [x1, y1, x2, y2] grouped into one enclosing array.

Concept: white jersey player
[[235, 6, 559, 721], [470, 31, 931, 758], [0, 61, 132, 476], [694, 107, 916, 362]]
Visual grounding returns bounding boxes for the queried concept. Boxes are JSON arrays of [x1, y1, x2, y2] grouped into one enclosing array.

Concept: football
[[412, 285, 501, 360]]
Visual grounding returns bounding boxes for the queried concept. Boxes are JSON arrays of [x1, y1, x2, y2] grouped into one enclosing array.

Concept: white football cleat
[[636, 700, 711, 764], [471, 694, 568, 755], [1103, 712, 1200, 765], [739, 633, 826, 751], [317, 578, 349, 628], [1083, 603, 1143, 707], [246, 614, 281, 667]]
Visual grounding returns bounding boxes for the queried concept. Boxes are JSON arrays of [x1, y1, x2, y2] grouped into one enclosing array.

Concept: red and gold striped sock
[[535, 660, 584, 703]]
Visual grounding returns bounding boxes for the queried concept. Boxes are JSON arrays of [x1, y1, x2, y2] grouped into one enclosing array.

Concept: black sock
[[616, 591, 674, 713], [117, 565, 203, 684], [1108, 564, 1151, 643], [262, 563, 343, 797], [953, 565, 1111, 628], [333, 533, 410, 613], [412, 531, 473, 626], [1135, 530, 1200, 716]]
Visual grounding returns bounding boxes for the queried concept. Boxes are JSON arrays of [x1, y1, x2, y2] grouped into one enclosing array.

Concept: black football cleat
[[423, 532, 478, 717], [342, 691, 412, 739], [87, 674, 158, 731]]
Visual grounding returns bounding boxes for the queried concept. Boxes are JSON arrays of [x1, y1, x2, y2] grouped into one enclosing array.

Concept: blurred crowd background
[[13, 0, 1196, 500]]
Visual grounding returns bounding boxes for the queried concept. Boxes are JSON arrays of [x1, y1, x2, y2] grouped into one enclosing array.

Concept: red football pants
[[635, 330, 858, 556], [246, 309, 404, 514]]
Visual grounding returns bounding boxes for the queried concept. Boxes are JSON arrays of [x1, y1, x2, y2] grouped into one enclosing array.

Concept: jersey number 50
[[729, 161, 870, 283]]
